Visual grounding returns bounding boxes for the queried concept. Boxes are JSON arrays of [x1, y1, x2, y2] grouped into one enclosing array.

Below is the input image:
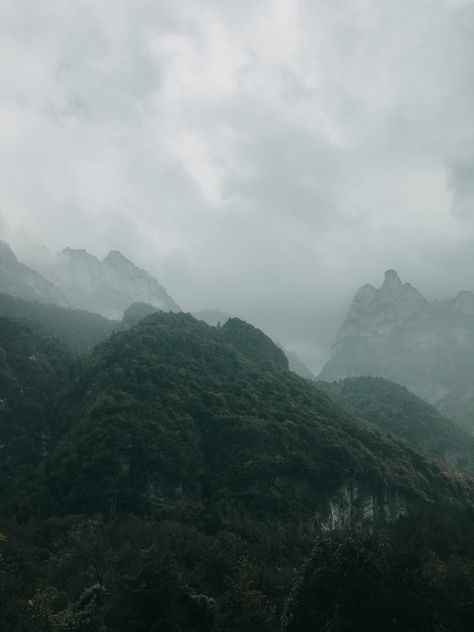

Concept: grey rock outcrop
[[46, 247, 180, 319], [319, 270, 474, 432]]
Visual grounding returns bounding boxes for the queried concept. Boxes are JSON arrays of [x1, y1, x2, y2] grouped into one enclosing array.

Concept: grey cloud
[[1, 0, 474, 371]]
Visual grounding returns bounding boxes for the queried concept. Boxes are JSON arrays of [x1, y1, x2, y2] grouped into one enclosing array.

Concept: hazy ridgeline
[[2, 1, 474, 628], [0, 241, 473, 630]]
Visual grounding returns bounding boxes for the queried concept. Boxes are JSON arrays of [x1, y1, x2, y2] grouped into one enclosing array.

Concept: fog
[[1, 0, 474, 371]]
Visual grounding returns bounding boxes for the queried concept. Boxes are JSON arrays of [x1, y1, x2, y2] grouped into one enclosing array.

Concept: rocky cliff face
[[0, 241, 65, 304], [319, 270, 474, 432], [46, 247, 180, 319]]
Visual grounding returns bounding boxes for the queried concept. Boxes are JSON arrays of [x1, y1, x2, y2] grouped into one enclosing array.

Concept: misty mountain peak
[[383, 268, 402, 286], [44, 246, 180, 318], [102, 249, 133, 268], [380, 269, 403, 299], [59, 247, 100, 269], [320, 270, 474, 413]]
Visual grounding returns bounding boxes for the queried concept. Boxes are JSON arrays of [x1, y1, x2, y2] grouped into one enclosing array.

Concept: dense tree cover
[[318, 376, 474, 471], [0, 312, 473, 630], [0, 317, 77, 504], [283, 508, 474, 632]]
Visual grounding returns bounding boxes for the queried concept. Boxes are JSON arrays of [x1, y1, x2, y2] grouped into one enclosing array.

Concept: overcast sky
[[1, 0, 474, 371]]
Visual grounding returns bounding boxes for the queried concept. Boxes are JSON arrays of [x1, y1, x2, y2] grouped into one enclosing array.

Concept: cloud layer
[[1, 0, 474, 370]]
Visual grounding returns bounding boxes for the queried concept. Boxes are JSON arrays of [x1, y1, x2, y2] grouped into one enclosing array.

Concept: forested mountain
[[1, 311, 473, 630], [318, 376, 474, 472], [319, 270, 474, 433], [140, 303, 316, 380], [0, 317, 75, 498]]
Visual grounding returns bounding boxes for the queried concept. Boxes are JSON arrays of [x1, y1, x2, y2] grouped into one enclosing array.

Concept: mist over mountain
[[319, 270, 474, 433], [42, 246, 180, 319], [2, 0, 474, 628], [0, 241, 180, 319], [0, 241, 65, 305]]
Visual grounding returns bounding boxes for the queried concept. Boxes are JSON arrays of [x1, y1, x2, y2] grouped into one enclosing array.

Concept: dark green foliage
[[37, 313, 472, 522], [282, 508, 474, 632], [0, 317, 77, 505], [220, 318, 289, 371], [0, 311, 473, 630], [318, 376, 474, 471]]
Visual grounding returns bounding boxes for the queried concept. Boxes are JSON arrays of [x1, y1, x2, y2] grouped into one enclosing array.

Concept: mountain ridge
[[319, 270, 474, 432]]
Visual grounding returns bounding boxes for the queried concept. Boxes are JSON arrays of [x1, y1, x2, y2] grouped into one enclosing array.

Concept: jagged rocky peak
[[347, 270, 427, 323], [44, 246, 180, 319], [319, 270, 474, 432], [380, 268, 403, 296], [102, 249, 133, 268]]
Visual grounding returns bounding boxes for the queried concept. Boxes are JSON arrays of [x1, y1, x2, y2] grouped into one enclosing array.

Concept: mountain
[[0, 240, 64, 304], [319, 270, 474, 432], [1, 311, 473, 630], [317, 376, 474, 472], [35, 313, 472, 519], [193, 310, 315, 379], [40, 247, 180, 319]]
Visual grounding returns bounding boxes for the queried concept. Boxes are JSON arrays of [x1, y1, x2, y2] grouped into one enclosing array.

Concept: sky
[[1, 0, 474, 372]]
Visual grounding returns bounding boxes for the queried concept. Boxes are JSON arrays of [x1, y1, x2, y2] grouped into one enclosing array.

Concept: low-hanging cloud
[[1, 0, 474, 371]]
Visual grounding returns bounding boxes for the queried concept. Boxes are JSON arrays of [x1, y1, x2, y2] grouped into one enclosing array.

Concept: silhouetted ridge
[[122, 301, 159, 326], [220, 317, 289, 370]]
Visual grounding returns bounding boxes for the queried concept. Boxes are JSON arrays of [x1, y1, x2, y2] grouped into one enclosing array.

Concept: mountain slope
[[0, 241, 64, 304], [317, 376, 474, 472], [43, 247, 180, 318], [0, 317, 75, 491], [1, 312, 473, 631], [39, 313, 472, 523], [319, 270, 474, 432]]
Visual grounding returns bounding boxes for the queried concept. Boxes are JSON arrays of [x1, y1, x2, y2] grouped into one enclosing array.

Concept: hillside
[[318, 377, 474, 472], [1, 312, 473, 630]]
